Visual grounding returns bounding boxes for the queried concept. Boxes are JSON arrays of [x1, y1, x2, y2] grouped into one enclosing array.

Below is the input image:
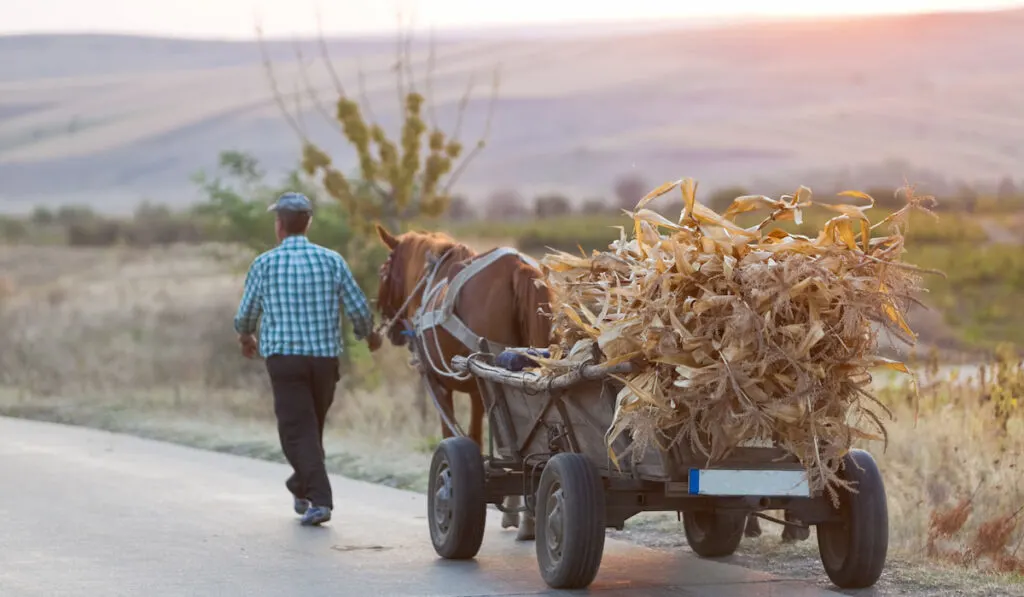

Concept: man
[[234, 192, 382, 526]]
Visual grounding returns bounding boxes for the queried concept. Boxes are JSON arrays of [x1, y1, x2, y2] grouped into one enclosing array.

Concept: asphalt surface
[[0, 416, 846, 596]]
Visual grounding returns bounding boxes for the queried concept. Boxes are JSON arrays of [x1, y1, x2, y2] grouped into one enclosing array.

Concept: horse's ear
[[375, 222, 399, 251]]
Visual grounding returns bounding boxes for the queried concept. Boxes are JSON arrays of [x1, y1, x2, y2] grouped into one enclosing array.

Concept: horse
[[374, 224, 553, 541]]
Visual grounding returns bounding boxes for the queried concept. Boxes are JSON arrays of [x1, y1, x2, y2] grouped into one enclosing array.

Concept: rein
[[377, 242, 523, 384], [375, 247, 455, 338]]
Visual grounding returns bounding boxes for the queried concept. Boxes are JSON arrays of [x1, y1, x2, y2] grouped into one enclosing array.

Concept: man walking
[[234, 192, 381, 526]]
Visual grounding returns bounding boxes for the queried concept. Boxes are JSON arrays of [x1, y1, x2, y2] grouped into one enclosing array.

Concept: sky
[[2, 0, 1024, 39]]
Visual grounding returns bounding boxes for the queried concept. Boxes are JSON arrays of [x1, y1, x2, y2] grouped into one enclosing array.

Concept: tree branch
[[443, 64, 501, 195], [291, 77, 309, 137], [255, 19, 305, 139], [262, 8, 501, 229], [314, 6, 347, 97], [394, 9, 407, 116], [402, 6, 418, 96], [425, 27, 439, 129], [290, 75, 309, 137], [314, 8, 379, 125], [355, 57, 377, 124], [449, 72, 477, 144], [292, 37, 342, 133]]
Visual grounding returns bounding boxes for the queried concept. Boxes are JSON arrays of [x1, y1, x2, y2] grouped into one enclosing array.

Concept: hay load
[[536, 178, 935, 501]]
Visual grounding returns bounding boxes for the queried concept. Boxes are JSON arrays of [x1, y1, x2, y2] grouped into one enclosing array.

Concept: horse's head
[[375, 224, 409, 346], [375, 223, 468, 347]]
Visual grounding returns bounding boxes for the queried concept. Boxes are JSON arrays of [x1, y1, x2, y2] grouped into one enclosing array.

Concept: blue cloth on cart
[[495, 348, 550, 372]]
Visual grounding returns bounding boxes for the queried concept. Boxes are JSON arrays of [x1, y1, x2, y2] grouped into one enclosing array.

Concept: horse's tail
[[511, 258, 553, 349]]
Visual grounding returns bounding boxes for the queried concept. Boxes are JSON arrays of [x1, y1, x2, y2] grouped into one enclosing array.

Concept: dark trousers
[[265, 354, 339, 509]]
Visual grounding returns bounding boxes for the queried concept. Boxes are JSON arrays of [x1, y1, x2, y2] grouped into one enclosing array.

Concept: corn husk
[[539, 179, 934, 503]]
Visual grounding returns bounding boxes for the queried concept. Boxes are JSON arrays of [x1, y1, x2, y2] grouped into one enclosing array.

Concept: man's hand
[[366, 330, 383, 353], [239, 333, 258, 359]]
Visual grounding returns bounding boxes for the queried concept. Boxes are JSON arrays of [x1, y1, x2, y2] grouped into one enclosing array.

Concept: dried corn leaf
[[539, 179, 933, 496]]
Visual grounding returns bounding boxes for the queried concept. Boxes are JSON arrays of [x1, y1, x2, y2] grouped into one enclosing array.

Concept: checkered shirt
[[233, 235, 375, 358]]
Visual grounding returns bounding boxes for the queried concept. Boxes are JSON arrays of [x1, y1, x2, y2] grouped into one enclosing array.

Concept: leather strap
[[413, 247, 532, 353]]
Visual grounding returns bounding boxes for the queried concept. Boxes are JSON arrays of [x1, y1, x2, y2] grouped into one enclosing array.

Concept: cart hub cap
[[434, 466, 453, 535], [545, 486, 565, 562]]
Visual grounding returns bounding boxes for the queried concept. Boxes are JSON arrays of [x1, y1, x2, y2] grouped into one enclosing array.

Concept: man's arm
[[336, 256, 375, 340], [234, 257, 263, 335]]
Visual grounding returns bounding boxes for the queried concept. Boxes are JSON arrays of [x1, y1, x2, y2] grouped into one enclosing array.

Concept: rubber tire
[[427, 437, 487, 560], [683, 510, 746, 558], [535, 453, 607, 590], [817, 449, 889, 589]]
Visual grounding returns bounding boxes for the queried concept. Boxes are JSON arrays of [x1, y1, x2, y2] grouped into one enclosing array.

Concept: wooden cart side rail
[[451, 355, 633, 392]]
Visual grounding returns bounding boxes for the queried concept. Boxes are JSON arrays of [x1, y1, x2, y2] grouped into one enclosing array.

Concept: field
[[2, 9, 1024, 213], [1, 206, 1023, 595], [4, 6, 1024, 594]]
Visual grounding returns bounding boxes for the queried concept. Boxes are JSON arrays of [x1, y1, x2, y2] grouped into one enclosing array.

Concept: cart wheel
[[817, 449, 888, 589], [427, 437, 487, 560], [535, 453, 606, 590], [683, 510, 745, 558]]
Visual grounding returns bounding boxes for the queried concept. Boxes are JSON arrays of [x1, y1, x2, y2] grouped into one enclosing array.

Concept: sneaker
[[294, 497, 311, 516], [300, 505, 332, 526]]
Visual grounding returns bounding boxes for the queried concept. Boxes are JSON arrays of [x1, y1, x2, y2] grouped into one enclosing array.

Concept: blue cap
[[267, 192, 313, 213]]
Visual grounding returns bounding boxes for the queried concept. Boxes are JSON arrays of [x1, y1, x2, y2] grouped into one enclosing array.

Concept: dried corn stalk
[[539, 179, 934, 501]]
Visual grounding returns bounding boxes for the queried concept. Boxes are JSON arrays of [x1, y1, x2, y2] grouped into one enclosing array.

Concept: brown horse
[[374, 224, 553, 540]]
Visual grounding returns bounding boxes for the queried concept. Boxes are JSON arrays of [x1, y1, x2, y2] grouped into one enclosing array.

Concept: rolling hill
[[1, 9, 1023, 214]]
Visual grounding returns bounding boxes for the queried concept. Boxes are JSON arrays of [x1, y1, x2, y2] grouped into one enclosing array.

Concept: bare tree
[[613, 174, 650, 211], [580, 197, 612, 214], [445, 195, 476, 221], [255, 11, 501, 234], [486, 189, 528, 220], [533, 193, 573, 218], [253, 14, 502, 420], [997, 176, 1018, 201]]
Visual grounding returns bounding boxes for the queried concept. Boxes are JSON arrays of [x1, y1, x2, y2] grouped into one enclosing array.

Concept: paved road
[[0, 417, 844, 597]]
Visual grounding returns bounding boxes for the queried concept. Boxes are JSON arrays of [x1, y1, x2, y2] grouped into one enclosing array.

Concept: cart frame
[[421, 345, 889, 591]]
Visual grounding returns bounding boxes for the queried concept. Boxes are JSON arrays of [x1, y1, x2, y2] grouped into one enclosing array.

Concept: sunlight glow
[[3, 0, 1023, 39]]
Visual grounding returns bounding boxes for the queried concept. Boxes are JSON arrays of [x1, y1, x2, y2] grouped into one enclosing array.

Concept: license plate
[[688, 468, 810, 497]]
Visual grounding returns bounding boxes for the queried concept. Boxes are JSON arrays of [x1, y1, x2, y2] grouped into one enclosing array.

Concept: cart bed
[[453, 354, 809, 495]]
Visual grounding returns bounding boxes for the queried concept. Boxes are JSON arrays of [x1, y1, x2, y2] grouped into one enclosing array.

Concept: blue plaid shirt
[[233, 235, 375, 358]]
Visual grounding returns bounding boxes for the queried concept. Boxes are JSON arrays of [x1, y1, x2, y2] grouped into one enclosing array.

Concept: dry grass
[[868, 349, 1024, 584], [1, 242, 1021, 590], [0, 243, 445, 490], [889, 351, 1024, 577]]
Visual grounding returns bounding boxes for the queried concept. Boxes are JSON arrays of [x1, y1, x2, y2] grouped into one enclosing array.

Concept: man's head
[[267, 192, 313, 242]]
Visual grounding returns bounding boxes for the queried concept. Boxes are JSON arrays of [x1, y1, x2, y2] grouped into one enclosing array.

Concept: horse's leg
[[502, 495, 520, 530], [466, 385, 516, 527], [781, 510, 811, 542], [467, 387, 528, 535], [744, 514, 763, 538], [433, 378, 455, 440], [468, 387, 484, 448], [516, 503, 536, 542], [499, 495, 536, 542]]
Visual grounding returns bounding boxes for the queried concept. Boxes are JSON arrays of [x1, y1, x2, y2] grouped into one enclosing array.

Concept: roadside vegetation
[[0, 15, 1022, 591]]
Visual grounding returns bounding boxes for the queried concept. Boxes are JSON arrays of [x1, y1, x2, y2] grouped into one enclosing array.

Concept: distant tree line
[[2, 169, 1022, 252]]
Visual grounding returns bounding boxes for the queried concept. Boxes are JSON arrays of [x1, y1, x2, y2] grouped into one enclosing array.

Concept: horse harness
[[381, 246, 540, 380]]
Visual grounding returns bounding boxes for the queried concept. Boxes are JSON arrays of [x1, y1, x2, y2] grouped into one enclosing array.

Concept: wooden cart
[[424, 350, 888, 591]]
